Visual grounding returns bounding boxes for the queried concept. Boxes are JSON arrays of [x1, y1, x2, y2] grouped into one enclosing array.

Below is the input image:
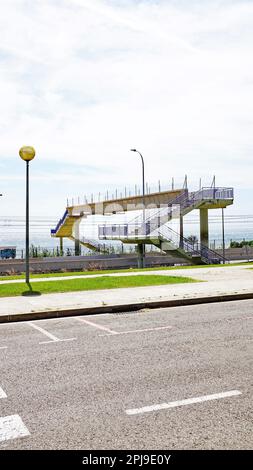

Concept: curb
[[1, 292, 253, 323]]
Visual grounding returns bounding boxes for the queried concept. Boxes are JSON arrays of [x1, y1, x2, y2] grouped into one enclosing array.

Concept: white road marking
[[0, 415, 30, 442], [100, 325, 173, 336], [126, 390, 242, 415], [40, 338, 76, 345], [75, 317, 118, 335], [0, 387, 7, 399], [75, 317, 172, 337], [28, 321, 76, 344], [0, 346, 7, 350], [225, 316, 253, 322], [28, 321, 60, 341]]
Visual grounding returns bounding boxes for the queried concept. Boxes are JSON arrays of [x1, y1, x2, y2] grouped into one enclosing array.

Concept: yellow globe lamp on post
[[19, 146, 36, 162], [19, 146, 36, 285]]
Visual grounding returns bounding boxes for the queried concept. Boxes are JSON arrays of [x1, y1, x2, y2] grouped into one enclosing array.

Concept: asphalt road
[[0, 299, 252, 450]]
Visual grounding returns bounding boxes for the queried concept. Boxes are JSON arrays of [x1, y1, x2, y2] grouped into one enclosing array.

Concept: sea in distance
[[0, 214, 253, 258]]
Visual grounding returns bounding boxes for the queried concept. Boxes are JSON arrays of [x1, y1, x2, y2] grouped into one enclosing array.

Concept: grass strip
[[0, 274, 198, 297], [0, 261, 252, 281]]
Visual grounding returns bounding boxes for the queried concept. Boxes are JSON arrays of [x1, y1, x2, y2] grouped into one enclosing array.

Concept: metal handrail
[[107, 191, 190, 236], [98, 221, 227, 263], [126, 190, 188, 227], [81, 237, 106, 250], [51, 209, 68, 235], [115, 186, 234, 231], [158, 224, 227, 263]]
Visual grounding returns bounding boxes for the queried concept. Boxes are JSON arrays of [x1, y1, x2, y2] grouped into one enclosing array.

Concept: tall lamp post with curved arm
[[130, 149, 145, 268], [19, 146, 36, 285]]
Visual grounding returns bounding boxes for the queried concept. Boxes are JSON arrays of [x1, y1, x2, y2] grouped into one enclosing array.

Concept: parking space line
[[99, 325, 173, 337], [126, 390, 242, 415], [224, 316, 253, 322], [75, 317, 173, 337], [28, 321, 76, 344], [75, 317, 118, 335], [0, 415, 30, 442], [39, 338, 76, 345], [0, 388, 7, 399], [0, 347, 7, 350]]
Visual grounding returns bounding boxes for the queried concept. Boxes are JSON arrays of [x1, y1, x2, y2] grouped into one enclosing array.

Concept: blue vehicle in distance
[[0, 246, 16, 259]]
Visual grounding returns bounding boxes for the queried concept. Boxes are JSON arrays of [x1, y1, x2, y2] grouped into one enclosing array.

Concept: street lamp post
[[19, 146, 36, 285], [222, 208, 225, 264], [130, 149, 145, 268]]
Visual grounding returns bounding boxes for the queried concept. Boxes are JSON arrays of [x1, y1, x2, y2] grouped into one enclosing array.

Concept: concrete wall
[[0, 253, 187, 274], [216, 247, 253, 261], [0, 247, 252, 274]]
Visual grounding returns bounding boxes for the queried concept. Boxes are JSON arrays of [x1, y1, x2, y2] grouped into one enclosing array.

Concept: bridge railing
[[99, 221, 167, 239], [99, 224, 129, 239], [51, 209, 68, 236], [158, 224, 227, 263], [98, 187, 234, 239], [192, 187, 234, 201]]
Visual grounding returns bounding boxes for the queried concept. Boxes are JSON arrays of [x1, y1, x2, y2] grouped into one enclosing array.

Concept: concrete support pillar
[[74, 220, 81, 256], [200, 209, 209, 247], [179, 215, 184, 248], [137, 243, 145, 269], [60, 237, 63, 256]]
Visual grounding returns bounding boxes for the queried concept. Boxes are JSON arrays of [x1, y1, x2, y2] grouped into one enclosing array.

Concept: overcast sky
[[0, 0, 252, 217]]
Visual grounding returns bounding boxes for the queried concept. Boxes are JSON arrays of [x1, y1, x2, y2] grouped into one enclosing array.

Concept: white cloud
[[0, 0, 253, 217]]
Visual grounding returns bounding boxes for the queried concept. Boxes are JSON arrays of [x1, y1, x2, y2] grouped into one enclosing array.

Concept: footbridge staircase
[[98, 187, 234, 265]]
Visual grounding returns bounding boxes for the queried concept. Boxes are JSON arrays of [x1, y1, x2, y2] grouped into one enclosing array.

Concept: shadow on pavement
[[22, 282, 41, 297]]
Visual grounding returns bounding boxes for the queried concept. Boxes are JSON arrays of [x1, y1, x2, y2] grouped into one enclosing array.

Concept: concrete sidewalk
[[0, 263, 251, 284], [0, 265, 252, 322]]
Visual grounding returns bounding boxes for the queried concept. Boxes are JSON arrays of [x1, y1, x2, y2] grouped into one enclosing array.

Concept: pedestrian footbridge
[[51, 186, 234, 265]]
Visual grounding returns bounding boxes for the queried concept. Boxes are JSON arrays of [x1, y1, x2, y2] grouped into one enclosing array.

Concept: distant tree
[[230, 241, 241, 248], [42, 248, 51, 258], [230, 240, 253, 248]]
